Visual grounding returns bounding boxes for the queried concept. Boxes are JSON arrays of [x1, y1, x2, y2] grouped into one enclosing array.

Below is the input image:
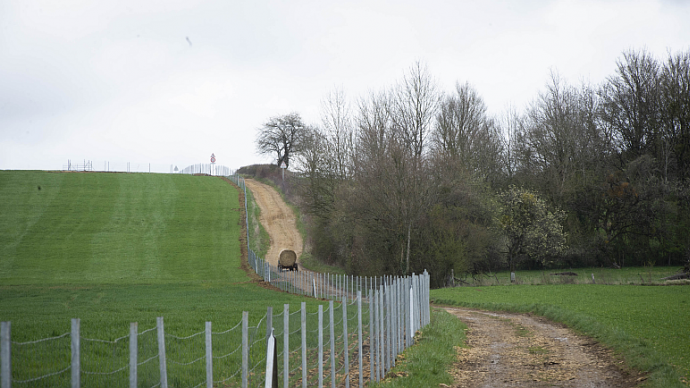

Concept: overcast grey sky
[[1, 0, 688, 172]]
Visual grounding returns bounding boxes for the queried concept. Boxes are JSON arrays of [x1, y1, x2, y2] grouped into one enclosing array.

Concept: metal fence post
[[206, 322, 213, 388], [266, 307, 273, 347], [283, 304, 289, 388], [368, 289, 374, 383], [157, 317, 168, 388], [329, 301, 335, 388], [318, 305, 323, 388], [301, 302, 307, 388], [265, 328, 278, 388], [129, 323, 137, 388], [71, 318, 80, 388], [242, 312, 249, 388], [357, 291, 363, 388], [342, 296, 349, 388], [378, 286, 384, 377], [1, 322, 10, 388]]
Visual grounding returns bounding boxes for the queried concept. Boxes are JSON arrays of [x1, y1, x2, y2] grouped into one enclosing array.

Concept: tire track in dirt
[[444, 307, 643, 388], [244, 179, 303, 267]]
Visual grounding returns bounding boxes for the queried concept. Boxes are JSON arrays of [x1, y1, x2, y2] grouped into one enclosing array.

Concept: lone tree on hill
[[256, 113, 308, 168]]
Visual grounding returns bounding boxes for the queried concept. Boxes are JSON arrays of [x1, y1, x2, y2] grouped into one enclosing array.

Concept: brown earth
[[244, 179, 303, 267], [443, 307, 644, 388]]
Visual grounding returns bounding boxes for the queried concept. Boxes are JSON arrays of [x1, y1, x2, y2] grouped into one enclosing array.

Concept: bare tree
[[431, 82, 504, 182], [599, 50, 662, 164], [390, 62, 441, 158], [255, 113, 307, 168]]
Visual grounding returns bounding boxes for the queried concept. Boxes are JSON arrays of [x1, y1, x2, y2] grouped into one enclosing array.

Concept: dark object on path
[[278, 250, 298, 271], [551, 272, 578, 276]]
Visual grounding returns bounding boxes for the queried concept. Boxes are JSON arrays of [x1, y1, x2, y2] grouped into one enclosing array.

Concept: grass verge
[[431, 285, 689, 387], [368, 308, 467, 388], [245, 184, 270, 259]]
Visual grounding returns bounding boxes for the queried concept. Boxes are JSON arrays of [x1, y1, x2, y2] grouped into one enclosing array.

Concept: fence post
[[242, 312, 249, 388], [373, 289, 380, 382], [1, 322, 10, 388], [342, 296, 349, 388], [265, 328, 278, 388], [329, 301, 335, 388], [129, 322, 137, 388], [206, 321, 213, 388], [386, 284, 392, 370], [157, 317, 168, 388], [301, 302, 307, 388], [283, 304, 289, 388], [266, 307, 273, 347], [409, 286, 414, 348], [357, 291, 363, 388], [378, 286, 384, 377], [318, 305, 324, 388], [368, 289, 374, 383], [71, 318, 80, 388]]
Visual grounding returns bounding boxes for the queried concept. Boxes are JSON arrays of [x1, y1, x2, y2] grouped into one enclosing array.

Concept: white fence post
[[329, 301, 335, 388], [157, 317, 168, 388], [71, 318, 80, 388], [266, 307, 273, 347], [301, 302, 307, 388], [283, 304, 289, 388], [265, 328, 278, 388], [368, 289, 374, 384], [129, 323, 137, 388], [342, 296, 349, 388], [205, 321, 213, 388], [242, 312, 249, 388], [378, 286, 384, 378], [357, 291, 363, 388], [1, 322, 10, 388], [318, 305, 324, 388]]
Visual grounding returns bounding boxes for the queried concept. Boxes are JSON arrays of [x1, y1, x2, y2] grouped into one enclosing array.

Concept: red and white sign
[[210, 153, 216, 163]]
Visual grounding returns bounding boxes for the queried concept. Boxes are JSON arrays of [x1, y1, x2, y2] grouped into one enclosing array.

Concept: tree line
[[255, 49, 690, 287]]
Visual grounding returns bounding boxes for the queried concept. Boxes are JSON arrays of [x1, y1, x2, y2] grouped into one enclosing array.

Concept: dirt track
[[444, 307, 642, 388], [244, 179, 302, 266], [243, 179, 641, 387]]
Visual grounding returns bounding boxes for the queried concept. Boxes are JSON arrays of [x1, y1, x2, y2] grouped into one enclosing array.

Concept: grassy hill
[[0, 170, 315, 386], [0, 170, 311, 334], [0, 171, 246, 284]]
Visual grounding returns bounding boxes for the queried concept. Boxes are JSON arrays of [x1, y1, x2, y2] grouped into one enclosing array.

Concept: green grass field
[[0, 171, 320, 387], [431, 285, 690, 387], [457, 266, 683, 286]]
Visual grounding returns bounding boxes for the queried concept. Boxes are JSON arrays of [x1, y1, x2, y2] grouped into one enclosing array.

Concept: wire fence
[[61, 159, 233, 176], [0, 172, 431, 388]]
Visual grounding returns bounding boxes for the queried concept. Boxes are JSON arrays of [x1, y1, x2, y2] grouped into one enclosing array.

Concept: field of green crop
[[431, 285, 690, 387], [0, 171, 319, 387]]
